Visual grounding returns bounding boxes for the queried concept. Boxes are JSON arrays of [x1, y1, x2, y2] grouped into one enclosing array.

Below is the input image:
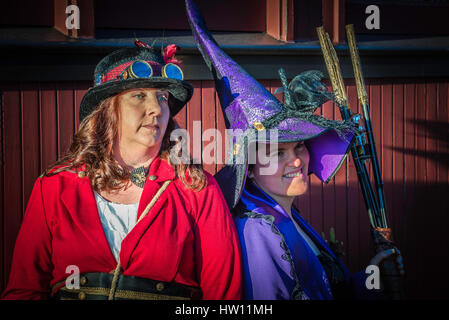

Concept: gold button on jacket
[[80, 276, 88, 285], [155, 282, 165, 292]]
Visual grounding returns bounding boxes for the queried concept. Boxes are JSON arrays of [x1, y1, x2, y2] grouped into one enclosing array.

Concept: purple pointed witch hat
[[186, 0, 355, 209]]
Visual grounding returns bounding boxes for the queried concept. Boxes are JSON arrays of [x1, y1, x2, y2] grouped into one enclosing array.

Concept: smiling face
[[249, 141, 310, 208], [117, 88, 170, 151]]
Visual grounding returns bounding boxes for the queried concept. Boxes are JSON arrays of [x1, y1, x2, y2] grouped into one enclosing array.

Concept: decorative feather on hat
[[185, 0, 356, 209]]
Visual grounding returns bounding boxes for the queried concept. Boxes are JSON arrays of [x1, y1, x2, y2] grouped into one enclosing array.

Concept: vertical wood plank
[[57, 82, 74, 158], [173, 100, 187, 164], [174, 103, 187, 130], [2, 88, 22, 288], [266, 0, 281, 40], [73, 82, 89, 132], [77, 0, 95, 38], [381, 83, 394, 230], [0, 85, 4, 291], [443, 80, 449, 297], [39, 83, 58, 172], [173, 96, 187, 131], [437, 81, 449, 296], [437, 82, 448, 184], [21, 84, 40, 210], [392, 82, 404, 245], [425, 83, 437, 184], [201, 80, 216, 175], [280, 0, 295, 42], [187, 81, 202, 165], [414, 81, 426, 296], [53, 0, 69, 36], [403, 82, 416, 297], [322, 0, 345, 43], [416, 83, 426, 185], [215, 88, 226, 173], [443, 84, 449, 183], [421, 81, 442, 297]]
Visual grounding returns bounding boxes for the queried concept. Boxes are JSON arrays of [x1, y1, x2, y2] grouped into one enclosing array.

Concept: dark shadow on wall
[[389, 120, 449, 168], [300, 182, 449, 300]]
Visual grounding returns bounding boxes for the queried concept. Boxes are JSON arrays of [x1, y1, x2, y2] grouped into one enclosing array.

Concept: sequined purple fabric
[[186, 0, 282, 132]]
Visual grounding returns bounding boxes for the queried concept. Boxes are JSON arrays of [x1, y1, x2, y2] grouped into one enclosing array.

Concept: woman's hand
[[369, 248, 405, 276]]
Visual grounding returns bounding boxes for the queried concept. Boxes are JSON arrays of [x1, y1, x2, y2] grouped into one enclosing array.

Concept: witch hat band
[[185, 0, 355, 209]]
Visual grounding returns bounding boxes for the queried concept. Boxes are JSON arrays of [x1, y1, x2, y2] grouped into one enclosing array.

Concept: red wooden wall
[[94, 0, 266, 32], [1, 79, 449, 298]]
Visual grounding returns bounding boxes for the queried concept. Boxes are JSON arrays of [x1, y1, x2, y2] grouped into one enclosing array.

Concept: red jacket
[[2, 157, 242, 300]]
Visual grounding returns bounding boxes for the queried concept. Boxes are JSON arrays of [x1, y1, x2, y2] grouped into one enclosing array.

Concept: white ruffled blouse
[[94, 192, 139, 262]]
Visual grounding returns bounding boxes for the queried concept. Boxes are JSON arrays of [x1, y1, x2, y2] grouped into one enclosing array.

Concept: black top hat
[[79, 41, 193, 122]]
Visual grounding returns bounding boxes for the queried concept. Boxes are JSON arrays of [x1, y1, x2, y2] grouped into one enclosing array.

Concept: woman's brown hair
[[45, 93, 207, 192]]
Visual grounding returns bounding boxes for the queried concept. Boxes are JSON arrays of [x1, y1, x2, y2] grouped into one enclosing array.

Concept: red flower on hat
[[163, 44, 182, 67], [135, 39, 152, 49]]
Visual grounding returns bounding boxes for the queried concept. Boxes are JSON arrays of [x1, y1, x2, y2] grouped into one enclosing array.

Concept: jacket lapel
[[119, 157, 175, 271], [60, 170, 117, 268]]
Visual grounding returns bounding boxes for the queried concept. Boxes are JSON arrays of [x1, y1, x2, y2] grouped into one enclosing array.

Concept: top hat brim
[[79, 77, 193, 122]]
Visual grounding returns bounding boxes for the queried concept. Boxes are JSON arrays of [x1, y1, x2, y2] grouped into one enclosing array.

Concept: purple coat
[[234, 181, 375, 300]]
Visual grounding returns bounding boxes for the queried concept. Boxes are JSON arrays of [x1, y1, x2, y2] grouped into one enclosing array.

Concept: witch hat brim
[[186, 0, 354, 210], [215, 129, 353, 210]]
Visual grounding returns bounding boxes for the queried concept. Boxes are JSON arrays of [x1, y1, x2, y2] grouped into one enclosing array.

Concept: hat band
[[95, 60, 162, 85], [95, 60, 183, 86]]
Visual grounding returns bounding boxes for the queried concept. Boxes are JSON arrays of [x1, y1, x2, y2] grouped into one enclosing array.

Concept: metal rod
[[317, 26, 382, 228], [345, 24, 389, 228], [339, 104, 382, 228], [317, 25, 404, 300]]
